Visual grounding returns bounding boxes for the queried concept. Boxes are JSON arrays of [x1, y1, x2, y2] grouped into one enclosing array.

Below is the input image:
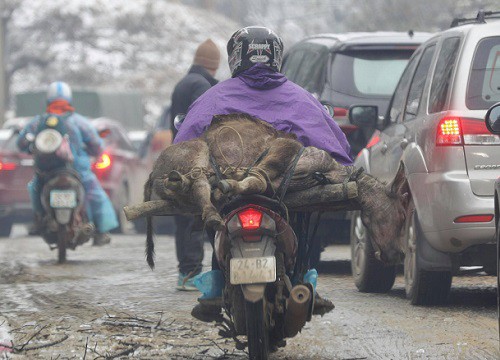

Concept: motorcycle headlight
[[35, 129, 63, 154]]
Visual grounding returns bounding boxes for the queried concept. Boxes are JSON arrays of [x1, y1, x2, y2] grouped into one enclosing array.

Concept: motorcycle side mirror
[[485, 102, 500, 134], [25, 133, 35, 142], [348, 105, 378, 128], [174, 114, 186, 130]]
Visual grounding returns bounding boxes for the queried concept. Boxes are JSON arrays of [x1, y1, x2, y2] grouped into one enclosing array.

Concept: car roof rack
[[450, 10, 500, 28]]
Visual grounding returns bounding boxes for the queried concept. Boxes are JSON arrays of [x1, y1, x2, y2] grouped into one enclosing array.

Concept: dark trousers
[[175, 215, 204, 275], [206, 228, 219, 270]]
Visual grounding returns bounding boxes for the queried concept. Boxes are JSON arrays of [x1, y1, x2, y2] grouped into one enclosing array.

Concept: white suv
[[349, 11, 500, 305]]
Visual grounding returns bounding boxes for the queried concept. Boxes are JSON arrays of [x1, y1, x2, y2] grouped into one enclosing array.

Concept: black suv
[[282, 31, 431, 156]]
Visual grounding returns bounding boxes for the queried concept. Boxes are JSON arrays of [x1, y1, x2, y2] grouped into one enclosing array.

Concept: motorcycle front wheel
[[245, 299, 269, 360], [57, 225, 67, 264]]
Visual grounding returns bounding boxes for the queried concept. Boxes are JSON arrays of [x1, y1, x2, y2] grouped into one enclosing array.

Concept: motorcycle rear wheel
[[245, 299, 269, 360], [57, 225, 67, 264]]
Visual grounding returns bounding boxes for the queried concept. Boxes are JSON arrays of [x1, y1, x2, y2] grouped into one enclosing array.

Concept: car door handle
[[380, 143, 388, 154], [400, 138, 409, 149]]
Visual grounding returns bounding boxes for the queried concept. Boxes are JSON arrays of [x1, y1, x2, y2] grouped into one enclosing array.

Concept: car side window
[[429, 37, 461, 113], [387, 52, 421, 124], [294, 51, 316, 86], [281, 48, 306, 82], [404, 44, 436, 122], [293, 46, 326, 93]]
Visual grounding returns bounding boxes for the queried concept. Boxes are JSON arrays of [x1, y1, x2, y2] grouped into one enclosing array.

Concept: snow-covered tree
[[4, 0, 238, 122]]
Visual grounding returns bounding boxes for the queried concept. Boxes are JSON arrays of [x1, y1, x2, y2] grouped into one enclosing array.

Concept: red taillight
[[454, 214, 494, 223], [461, 118, 499, 145], [436, 117, 462, 146], [237, 208, 263, 230], [437, 116, 498, 146], [93, 153, 111, 170], [334, 107, 348, 117], [0, 161, 16, 171]]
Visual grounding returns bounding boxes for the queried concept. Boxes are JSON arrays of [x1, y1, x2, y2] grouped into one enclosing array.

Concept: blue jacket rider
[[17, 82, 118, 244]]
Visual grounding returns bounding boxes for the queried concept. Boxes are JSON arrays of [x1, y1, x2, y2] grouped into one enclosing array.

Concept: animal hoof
[[213, 188, 224, 202], [217, 180, 232, 194], [205, 213, 224, 231]]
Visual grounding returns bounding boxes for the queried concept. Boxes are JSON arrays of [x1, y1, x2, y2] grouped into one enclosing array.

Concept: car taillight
[[237, 208, 263, 230], [462, 118, 500, 145], [436, 117, 462, 145], [0, 160, 16, 171], [454, 214, 494, 223], [334, 107, 348, 118], [436, 116, 500, 146], [94, 153, 111, 170]]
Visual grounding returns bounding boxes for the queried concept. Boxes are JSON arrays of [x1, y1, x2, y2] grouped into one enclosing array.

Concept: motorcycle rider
[[174, 26, 353, 319], [17, 81, 119, 245], [174, 26, 352, 165]]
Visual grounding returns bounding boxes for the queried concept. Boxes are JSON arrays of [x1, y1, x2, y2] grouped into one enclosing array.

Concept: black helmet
[[227, 26, 284, 77]]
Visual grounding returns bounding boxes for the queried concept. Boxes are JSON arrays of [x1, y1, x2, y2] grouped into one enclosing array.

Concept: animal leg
[[191, 177, 224, 230], [249, 138, 302, 191], [225, 171, 267, 195]]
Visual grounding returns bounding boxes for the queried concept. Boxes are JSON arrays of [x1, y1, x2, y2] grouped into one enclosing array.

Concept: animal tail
[[144, 175, 155, 269]]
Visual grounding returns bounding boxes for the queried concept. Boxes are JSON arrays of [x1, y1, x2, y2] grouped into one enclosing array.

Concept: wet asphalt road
[[0, 225, 498, 359]]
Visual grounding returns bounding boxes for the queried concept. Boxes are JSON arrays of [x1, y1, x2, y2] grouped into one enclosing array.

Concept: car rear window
[[330, 49, 414, 97], [466, 36, 500, 110]]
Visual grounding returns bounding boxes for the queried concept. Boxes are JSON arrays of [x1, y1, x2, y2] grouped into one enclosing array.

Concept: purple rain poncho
[[174, 64, 353, 166]]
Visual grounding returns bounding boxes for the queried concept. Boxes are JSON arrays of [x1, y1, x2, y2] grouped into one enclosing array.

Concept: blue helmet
[[46, 81, 72, 103]]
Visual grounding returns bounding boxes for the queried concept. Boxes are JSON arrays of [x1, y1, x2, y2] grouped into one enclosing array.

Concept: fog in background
[[1, 0, 498, 124]]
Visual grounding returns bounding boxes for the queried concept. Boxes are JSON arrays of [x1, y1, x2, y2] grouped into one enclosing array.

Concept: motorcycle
[[211, 194, 319, 360], [27, 129, 94, 263]]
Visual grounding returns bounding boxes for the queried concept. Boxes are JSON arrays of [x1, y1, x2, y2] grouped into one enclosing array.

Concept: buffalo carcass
[[124, 113, 411, 268]]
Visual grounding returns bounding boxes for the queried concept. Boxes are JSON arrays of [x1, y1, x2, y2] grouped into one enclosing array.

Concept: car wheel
[[111, 181, 132, 234], [404, 209, 452, 305], [496, 214, 499, 339], [350, 211, 396, 293], [0, 217, 13, 237], [483, 260, 497, 276]]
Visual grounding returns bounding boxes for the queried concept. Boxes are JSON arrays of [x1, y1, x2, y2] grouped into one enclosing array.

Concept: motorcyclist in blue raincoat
[[17, 82, 118, 245]]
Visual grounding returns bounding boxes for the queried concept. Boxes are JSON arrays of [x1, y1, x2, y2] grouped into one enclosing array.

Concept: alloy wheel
[[404, 212, 417, 295], [352, 213, 367, 277]]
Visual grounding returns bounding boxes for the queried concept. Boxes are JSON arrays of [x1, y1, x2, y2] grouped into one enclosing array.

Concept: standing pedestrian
[[169, 39, 220, 290]]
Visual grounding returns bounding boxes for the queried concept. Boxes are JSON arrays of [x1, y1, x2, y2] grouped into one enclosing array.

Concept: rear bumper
[[0, 203, 33, 222], [409, 171, 495, 253]]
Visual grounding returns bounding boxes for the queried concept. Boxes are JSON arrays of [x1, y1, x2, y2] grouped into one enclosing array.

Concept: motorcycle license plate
[[230, 256, 276, 285], [50, 190, 77, 208]]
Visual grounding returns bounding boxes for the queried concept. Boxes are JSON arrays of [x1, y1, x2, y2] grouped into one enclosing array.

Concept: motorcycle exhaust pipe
[[284, 284, 312, 337], [74, 223, 96, 246]]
